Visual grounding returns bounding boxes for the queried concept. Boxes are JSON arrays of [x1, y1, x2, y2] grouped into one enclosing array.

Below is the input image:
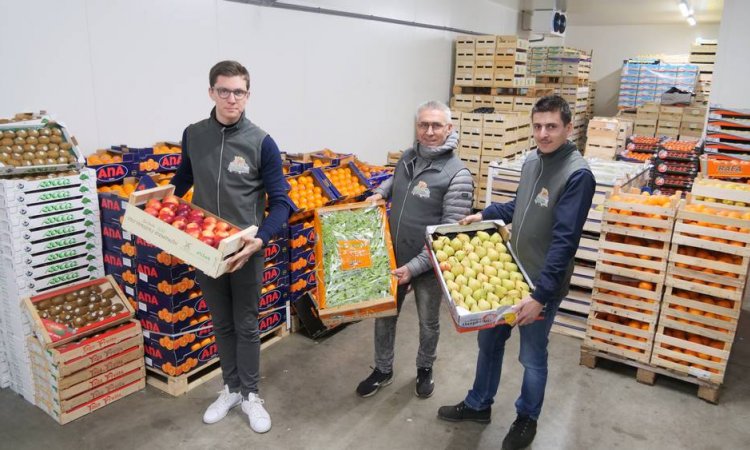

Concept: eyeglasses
[[417, 122, 448, 132], [213, 87, 249, 99]]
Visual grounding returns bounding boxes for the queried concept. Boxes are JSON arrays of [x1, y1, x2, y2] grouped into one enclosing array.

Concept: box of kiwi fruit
[[0, 118, 85, 176], [22, 275, 135, 348]]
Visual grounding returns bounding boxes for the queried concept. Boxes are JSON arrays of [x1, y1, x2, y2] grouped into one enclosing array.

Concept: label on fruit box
[[337, 240, 372, 271]]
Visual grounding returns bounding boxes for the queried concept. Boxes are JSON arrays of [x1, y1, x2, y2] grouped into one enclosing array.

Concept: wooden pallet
[[580, 346, 721, 403], [146, 326, 289, 396]]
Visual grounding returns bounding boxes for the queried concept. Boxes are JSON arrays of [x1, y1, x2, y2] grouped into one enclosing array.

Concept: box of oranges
[[138, 142, 182, 173], [318, 162, 372, 200], [285, 171, 340, 213], [86, 147, 138, 184]]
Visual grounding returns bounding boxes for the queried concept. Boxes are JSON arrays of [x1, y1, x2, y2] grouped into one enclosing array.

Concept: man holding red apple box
[[170, 60, 290, 434]]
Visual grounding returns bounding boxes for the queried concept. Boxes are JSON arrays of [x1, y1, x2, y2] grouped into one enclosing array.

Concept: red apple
[[187, 229, 201, 239], [146, 199, 162, 210], [162, 194, 180, 206], [202, 222, 216, 232], [201, 229, 215, 238], [214, 221, 230, 232], [227, 227, 240, 235], [203, 216, 217, 226], [145, 207, 159, 217], [176, 204, 191, 216], [185, 222, 201, 234], [172, 218, 187, 230], [215, 230, 229, 240], [199, 235, 215, 247], [188, 209, 205, 222]]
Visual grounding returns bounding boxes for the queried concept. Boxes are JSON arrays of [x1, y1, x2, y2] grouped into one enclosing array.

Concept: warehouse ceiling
[[512, 0, 723, 25]]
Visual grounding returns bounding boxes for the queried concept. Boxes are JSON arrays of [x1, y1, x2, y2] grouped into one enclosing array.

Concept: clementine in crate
[[326, 167, 367, 197], [288, 175, 327, 210]]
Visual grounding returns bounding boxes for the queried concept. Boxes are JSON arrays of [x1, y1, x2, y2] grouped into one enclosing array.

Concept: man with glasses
[[357, 100, 474, 399], [171, 60, 290, 433]]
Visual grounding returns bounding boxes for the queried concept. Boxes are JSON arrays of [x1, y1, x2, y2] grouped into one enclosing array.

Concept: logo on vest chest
[[227, 156, 250, 174], [534, 187, 549, 208], [411, 181, 431, 199]]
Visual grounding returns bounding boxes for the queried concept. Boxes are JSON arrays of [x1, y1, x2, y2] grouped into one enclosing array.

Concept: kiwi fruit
[[37, 299, 51, 310], [2, 131, 15, 139], [28, 129, 39, 138], [38, 135, 50, 145], [112, 303, 124, 313], [51, 128, 62, 136], [51, 296, 65, 306], [16, 129, 28, 138], [0, 138, 12, 146], [13, 137, 25, 145], [26, 136, 38, 145], [101, 289, 116, 299]]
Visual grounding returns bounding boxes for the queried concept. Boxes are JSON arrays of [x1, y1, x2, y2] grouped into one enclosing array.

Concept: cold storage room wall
[[0, 0, 520, 164]]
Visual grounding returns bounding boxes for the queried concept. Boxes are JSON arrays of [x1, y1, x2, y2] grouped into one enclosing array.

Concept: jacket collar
[[209, 107, 247, 133], [537, 140, 577, 162]]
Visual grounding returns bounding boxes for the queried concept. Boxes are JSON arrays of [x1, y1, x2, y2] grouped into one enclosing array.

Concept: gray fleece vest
[[389, 147, 467, 267], [184, 110, 268, 229], [510, 142, 589, 301]]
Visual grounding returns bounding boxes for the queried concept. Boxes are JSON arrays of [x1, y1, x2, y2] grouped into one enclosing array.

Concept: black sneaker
[[356, 368, 393, 397], [501, 415, 537, 450], [437, 401, 491, 424], [415, 367, 434, 398]]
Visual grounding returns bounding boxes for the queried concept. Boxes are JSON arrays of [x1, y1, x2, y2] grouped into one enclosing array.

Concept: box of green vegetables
[[313, 200, 397, 326]]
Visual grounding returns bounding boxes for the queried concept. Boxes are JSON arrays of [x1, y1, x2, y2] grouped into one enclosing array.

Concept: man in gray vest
[[356, 100, 474, 399], [437, 95, 595, 450], [171, 60, 290, 433]]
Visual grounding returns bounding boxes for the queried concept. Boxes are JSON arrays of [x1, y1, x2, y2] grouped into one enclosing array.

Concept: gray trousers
[[374, 271, 442, 373], [196, 254, 263, 397]]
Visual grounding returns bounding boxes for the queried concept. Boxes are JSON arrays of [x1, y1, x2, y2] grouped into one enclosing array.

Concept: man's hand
[[392, 266, 412, 285], [512, 295, 544, 326], [226, 234, 264, 273], [365, 193, 383, 202], [459, 212, 483, 226]]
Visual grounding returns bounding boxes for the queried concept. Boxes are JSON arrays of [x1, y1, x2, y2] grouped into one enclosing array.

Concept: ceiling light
[[687, 15, 697, 26], [679, 1, 690, 17]]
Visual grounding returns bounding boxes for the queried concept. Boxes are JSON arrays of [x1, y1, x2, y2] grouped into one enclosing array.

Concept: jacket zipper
[[393, 157, 415, 246], [515, 156, 544, 263], [217, 128, 226, 217]]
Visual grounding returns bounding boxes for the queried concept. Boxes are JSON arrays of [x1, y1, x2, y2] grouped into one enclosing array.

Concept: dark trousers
[[196, 254, 263, 397]]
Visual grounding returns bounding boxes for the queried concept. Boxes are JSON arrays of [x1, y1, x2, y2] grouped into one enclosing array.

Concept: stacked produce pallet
[[583, 189, 680, 362], [0, 114, 106, 402], [689, 42, 718, 106], [587, 81, 597, 120], [458, 112, 531, 209], [584, 117, 620, 160], [453, 35, 534, 90], [705, 106, 750, 155], [22, 277, 144, 424], [634, 103, 659, 137], [618, 61, 699, 109], [649, 139, 703, 196], [651, 189, 747, 398], [620, 135, 661, 164], [680, 106, 708, 139]]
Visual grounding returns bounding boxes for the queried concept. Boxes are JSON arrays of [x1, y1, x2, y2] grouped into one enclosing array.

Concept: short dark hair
[[532, 94, 572, 126], [209, 60, 250, 89]]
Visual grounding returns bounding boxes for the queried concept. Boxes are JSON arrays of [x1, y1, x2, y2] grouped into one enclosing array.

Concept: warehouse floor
[[1, 298, 748, 450]]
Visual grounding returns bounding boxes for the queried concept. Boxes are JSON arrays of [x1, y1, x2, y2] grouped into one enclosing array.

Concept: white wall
[[0, 0, 519, 164], [711, 0, 750, 107], [561, 23, 719, 116]]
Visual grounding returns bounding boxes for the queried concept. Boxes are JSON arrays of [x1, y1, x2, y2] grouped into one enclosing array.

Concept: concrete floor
[[1, 297, 749, 450]]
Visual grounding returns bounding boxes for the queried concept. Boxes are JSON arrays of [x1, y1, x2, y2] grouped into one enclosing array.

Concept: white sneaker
[[203, 385, 242, 424], [242, 393, 272, 433]]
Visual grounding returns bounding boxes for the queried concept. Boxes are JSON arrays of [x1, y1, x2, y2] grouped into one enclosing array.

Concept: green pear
[[487, 292, 500, 304], [501, 279, 515, 290], [474, 246, 487, 258], [460, 285, 474, 299], [471, 261, 484, 274], [495, 242, 507, 253], [489, 276, 503, 286], [467, 252, 480, 263], [450, 290, 464, 304], [487, 248, 500, 261], [490, 232, 502, 243], [451, 238, 463, 251], [473, 288, 487, 301], [455, 250, 466, 261], [478, 299, 492, 311], [497, 269, 510, 280], [468, 278, 481, 291], [448, 256, 458, 265], [507, 289, 521, 298], [499, 297, 514, 306], [516, 281, 529, 291], [477, 273, 489, 284], [446, 280, 459, 292], [479, 256, 492, 266], [483, 282, 496, 294], [470, 304, 481, 313], [455, 274, 468, 287], [491, 261, 504, 271], [443, 245, 455, 257], [461, 258, 471, 268], [457, 233, 471, 243], [470, 236, 482, 248], [451, 264, 464, 276], [463, 243, 475, 254], [509, 272, 523, 282], [432, 239, 445, 251], [504, 262, 518, 272], [482, 240, 495, 249], [443, 271, 455, 282], [494, 285, 508, 297], [435, 250, 448, 262], [465, 296, 477, 309], [499, 253, 512, 263], [490, 301, 502, 310], [464, 267, 476, 280], [484, 265, 497, 277], [477, 230, 491, 242]]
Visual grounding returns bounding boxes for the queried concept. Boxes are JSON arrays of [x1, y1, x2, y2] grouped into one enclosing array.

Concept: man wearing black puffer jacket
[[356, 100, 474, 400], [171, 60, 290, 434], [437, 95, 595, 450]]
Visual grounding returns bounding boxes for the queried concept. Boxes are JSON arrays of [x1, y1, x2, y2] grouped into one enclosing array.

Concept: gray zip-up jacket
[[374, 131, 474, 278]]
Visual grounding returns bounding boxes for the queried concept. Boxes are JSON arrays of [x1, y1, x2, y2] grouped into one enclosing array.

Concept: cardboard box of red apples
[[122, 185, 256, 278]]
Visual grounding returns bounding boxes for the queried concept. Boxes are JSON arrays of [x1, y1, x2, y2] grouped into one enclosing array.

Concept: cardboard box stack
[[22, 277, 144, 424], [649, 139, 703, 196], [0, 167, 104, 404], [618, 61, 699, 109], [689, 41, 717, 106], [705, 106, 750, 154]]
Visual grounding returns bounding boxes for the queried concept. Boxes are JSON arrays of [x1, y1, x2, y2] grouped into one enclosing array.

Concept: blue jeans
[[463, 299, 561, 420]]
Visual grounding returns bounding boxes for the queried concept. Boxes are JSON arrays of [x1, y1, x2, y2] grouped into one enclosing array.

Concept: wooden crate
[[597, 225, 670, 273], [584, 143, 617, 160], [493, 95, 514, 111], [459, 139, 482, 158], [571, 263, 595, 290], [559, 288, 592, 316], [575, 236, 600, 263], [691, 178, 750, 209], [450, 94, 474, 111]]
